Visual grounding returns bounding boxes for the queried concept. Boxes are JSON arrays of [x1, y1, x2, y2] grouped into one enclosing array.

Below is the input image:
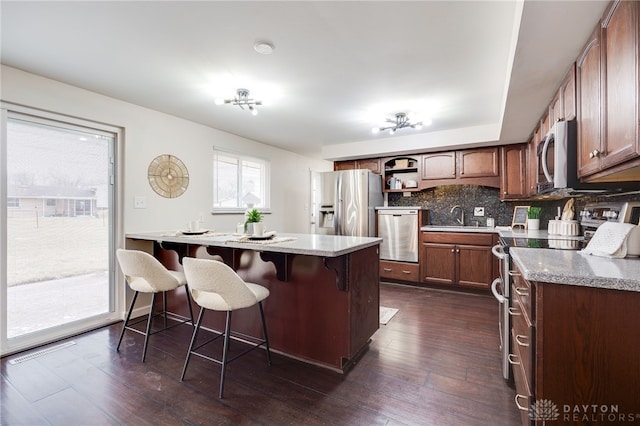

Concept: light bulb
[[389, 129, 395, 135], [214, 98, 225, 106], [372, 127, 380, 134], [415, 123, 423, 130], [250, 106, 258, 116]]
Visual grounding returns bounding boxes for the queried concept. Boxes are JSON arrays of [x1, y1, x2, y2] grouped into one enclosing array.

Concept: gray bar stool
[[116, 249, 195, 362], [180, 257, 271, 398]]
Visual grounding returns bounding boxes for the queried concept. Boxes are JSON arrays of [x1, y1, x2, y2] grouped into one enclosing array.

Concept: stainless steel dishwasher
[[377, 209, 419, 262]]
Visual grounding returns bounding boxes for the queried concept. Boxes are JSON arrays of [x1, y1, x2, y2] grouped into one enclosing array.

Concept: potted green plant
[[527, 207, 542, 230], [244, 208, 263, 234]]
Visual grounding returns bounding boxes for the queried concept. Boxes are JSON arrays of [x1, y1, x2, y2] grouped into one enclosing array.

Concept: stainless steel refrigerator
[[310, 170, 383, 237]]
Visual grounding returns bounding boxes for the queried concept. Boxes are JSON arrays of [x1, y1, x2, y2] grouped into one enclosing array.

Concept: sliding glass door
[[1, 107, 120, 354]]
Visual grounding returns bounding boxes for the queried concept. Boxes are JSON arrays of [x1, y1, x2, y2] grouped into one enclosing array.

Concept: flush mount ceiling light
[[215, 88, 262, 115], [254, 40, 275, 55], [372, 112, 426, 135]]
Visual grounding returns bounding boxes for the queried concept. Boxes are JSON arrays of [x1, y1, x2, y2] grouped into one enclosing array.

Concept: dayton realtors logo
[[530, 400, 640, 423], [529, 399, 560, 424]]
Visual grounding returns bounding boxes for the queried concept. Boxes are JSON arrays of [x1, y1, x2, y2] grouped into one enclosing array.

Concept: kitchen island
[[508, 248, 640, 422], [125, 232, 382, 372]]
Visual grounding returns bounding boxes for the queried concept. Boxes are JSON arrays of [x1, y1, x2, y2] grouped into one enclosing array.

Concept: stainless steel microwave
[[535, 119, 630, 195]]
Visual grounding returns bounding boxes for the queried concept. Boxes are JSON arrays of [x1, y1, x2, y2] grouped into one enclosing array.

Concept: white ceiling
[[1, 1, 609, 160]]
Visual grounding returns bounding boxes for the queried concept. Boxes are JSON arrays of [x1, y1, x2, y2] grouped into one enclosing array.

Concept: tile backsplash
[[388, 186, 640, 228]]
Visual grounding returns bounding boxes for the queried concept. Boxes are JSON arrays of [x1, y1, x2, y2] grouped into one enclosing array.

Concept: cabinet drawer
[[511, 272, 533, 322], [380, 260, 419, 282], [510, 335, 532, 426], [511, 308, 533, 393], [421, 232, 493, 246]]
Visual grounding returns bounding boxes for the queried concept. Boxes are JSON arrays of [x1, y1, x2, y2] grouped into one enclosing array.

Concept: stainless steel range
[[579, 201, 640, 239]]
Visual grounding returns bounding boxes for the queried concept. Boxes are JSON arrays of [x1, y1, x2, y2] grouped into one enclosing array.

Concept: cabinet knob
[[589, 149, 601, 159], [451, 249, 455, 252]]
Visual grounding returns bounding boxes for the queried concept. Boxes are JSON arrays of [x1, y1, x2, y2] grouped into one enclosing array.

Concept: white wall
[[1, 65, 333, 234]]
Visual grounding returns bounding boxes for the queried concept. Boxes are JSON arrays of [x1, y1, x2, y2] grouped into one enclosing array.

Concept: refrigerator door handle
[[335, 173, 342, 235]]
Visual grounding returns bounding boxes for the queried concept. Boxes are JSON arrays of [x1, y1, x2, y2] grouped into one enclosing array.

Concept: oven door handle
[[491, 244, 507, 260], [491, 278, 507, 304]]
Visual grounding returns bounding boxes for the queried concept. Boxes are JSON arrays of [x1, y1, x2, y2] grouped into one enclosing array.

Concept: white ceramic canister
[[548, 220, 559, 235], [559, 220, 579, 236]]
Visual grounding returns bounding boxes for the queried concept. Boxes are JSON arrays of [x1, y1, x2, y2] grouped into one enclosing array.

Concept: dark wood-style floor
[[1, 283, 521, 425]]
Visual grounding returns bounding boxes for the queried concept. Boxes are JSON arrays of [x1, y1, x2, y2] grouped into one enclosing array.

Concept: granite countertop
[[126, 231, 382, 257], [420, 226, 585, 241], [509, 248, 640, 292]]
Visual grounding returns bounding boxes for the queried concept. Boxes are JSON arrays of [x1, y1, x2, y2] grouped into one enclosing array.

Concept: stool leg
[[117, 291, 139, 352], [181, 306, 206, 381], [162, 291, 168, 329], [219, 311, 233, 398], [184, 284, 195, 329], [258, 301, 272, 365], [141, 292, 157, 362]]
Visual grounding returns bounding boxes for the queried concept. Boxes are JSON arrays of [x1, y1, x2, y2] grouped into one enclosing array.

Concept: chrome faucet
[[450, 205, 464, 226]]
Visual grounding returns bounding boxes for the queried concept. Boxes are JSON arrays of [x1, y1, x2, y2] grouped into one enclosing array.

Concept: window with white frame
[[212, 149, 270, 212]]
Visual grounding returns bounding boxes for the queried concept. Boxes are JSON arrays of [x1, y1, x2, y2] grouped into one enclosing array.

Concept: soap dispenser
[[487, 214, 495, 228]]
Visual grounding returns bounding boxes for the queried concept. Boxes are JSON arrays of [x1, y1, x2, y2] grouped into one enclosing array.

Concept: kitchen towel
[[580, 222, 637, 258]]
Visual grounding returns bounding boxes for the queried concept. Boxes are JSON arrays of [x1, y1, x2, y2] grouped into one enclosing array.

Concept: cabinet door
[[458, 147, 499, 178], [500, 144, 527, 200], [356, 158, 381, 174], [577, 26, 603, 177], [334, 160, 357, 171], [420, 243, 456, 285], [529, 126, 542, 195], [561, 64, 577, 121], [549, 93, 561, 126], [457, 245, 493, 289], [421, 152, 456, 180], [540, 111, 551, 138], [601, 0, 640, 169]]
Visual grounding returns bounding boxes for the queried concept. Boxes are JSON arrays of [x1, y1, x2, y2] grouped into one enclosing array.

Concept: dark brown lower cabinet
[[420, 232, 494, 290], [510, 264, 640, 425], [379, 260, 419, 282]]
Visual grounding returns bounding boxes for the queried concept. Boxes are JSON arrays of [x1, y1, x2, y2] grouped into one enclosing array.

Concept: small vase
[[527, 218, 540, 230]]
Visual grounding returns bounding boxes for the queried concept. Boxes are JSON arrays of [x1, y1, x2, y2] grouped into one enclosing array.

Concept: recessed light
[[254, 41, 274, 55]]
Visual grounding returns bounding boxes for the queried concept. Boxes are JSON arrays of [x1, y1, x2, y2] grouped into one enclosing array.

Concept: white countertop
[[509, 248, 640, 292], [126, 231, 382, 257]]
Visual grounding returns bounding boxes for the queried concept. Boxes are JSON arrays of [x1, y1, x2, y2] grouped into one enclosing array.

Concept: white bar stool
[[180, 257, 271, 398], [115, 249, 195, 362]]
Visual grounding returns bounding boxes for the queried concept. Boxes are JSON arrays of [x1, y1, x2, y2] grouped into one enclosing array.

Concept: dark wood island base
[[125, 233, 381, 373]]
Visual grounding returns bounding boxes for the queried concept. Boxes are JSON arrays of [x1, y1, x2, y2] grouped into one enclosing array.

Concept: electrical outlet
[[474, 207, 485, 217], [134, 196, 147, 209]]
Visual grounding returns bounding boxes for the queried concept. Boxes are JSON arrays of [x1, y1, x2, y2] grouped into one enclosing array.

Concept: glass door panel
[[4, 115, 115, 341]]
